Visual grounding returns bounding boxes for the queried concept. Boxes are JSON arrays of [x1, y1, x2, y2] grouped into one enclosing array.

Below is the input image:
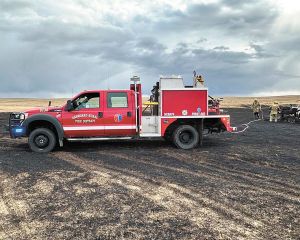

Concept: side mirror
[[65, 100, 73, 111]]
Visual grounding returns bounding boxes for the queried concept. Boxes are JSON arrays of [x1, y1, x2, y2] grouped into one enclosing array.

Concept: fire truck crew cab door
[[62, 91, 106, 137], [103, 91, 136, 136]]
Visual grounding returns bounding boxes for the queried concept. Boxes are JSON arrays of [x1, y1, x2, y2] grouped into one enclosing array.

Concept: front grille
[[9, 113, 25, 137], [9, 113, 25, 125]]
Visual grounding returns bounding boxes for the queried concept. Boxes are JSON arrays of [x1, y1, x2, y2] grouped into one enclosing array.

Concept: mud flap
[[197, 119, 204, 147], [220, 117, 234, 132], [59, 139, 64, 147]]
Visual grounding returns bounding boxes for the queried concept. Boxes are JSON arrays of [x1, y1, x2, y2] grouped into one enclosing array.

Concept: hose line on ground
[[231, 119, 262, 134]]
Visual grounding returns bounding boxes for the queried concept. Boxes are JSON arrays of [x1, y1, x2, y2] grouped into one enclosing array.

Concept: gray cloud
[[149, 1, 278, 40], [0, 0, 299, 98], [0, 0, 32, 12]]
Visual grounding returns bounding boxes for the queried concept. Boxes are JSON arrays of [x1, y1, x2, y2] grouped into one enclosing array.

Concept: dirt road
[[0, 109, 299, 239]]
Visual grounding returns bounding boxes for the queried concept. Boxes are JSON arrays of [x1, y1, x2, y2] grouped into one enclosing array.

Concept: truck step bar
[[139, 133, 162, 137], [66, 137, 133, 142]]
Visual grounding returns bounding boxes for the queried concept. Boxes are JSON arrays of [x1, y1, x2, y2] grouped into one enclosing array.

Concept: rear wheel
[[173, 125, 199, 149], [28, 128, 56, 153]]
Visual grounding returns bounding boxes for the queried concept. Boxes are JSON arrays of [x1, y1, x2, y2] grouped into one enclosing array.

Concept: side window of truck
[[107, 92, 128, 108], [73, 92, 100, 110]]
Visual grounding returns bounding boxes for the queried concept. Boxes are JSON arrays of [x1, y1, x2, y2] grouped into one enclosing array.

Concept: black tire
[[28, 128, 56, 153], [172, 125, 199, 150]]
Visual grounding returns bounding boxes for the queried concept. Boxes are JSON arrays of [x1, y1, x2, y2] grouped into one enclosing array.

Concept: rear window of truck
[[107, 92, 128, 108]]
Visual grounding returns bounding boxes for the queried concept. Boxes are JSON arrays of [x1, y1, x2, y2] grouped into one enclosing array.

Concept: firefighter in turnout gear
[[270, 101, 279, 122], [252, 99, 261, 119]]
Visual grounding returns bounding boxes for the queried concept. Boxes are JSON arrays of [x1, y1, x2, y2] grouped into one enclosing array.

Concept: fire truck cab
[[9, 75, 235, 153]]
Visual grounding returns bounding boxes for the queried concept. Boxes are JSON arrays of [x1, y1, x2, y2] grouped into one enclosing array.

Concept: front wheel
[[172, 125, 199, 150], [28, 128, 56, 153]]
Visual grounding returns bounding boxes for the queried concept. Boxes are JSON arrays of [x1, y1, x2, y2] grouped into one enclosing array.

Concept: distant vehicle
[[278, 105, 300, 123], [8, 74, 235, 153]]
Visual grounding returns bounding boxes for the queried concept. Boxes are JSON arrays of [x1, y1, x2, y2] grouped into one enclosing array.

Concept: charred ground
[[0, 109, 299, 240]]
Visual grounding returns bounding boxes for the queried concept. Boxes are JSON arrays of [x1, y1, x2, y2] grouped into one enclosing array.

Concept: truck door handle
[[127, 111, 132, 117], [98, 112, 103, 118]]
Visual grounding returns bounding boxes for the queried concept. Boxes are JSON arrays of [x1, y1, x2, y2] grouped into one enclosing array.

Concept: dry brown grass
[[0, 95, 299, 112], [220, 95, 300, 108], [0, 99, 67, 112]]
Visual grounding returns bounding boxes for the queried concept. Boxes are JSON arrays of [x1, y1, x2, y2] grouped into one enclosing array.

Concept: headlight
[[20, 113, 29, 120], [12, 112, 28, 121]]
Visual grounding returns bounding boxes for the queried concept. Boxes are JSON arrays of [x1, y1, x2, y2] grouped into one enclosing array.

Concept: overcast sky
[[0, 0, 300, 98]]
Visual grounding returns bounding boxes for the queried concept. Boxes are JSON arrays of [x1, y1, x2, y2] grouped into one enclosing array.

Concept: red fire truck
[[8, 75, 235, 153]]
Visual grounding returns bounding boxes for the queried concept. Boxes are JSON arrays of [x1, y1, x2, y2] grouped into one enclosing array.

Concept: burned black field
[[0, 109, 299, 240]]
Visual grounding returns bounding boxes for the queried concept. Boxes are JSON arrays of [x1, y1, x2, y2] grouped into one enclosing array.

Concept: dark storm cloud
[[0, 0, 32, 12], [152, 1, 278, 39], [0, 0, 299, 97], [213, 46, 230, 51], [21, 22, 129, 46]]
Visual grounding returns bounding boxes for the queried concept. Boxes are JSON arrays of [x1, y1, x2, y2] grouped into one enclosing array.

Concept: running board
[[67, 137, 133, 142], [139, 133, 161, 137]]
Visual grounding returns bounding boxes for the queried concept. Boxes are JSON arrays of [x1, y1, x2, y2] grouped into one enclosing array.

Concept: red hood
[[25, 106, 63, 115]]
